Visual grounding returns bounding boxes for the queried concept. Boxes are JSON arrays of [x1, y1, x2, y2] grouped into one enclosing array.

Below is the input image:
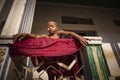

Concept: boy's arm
[[57, 30, 88, 46], [13, 33, 48, 42], [35, 34, 49, 38], [13, 33, 37, 41]]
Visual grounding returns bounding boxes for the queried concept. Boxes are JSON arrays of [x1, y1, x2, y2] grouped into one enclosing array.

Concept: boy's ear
[[56, 26, 59, 30]]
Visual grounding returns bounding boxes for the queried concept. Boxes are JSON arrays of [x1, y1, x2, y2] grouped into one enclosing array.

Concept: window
[[62, 30, 97, 38], [113, 20, 120, 26], [62, 16, 94, 25]]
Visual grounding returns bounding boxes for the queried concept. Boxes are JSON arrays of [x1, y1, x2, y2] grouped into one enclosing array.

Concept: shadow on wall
[[0, 20, 5, 34]]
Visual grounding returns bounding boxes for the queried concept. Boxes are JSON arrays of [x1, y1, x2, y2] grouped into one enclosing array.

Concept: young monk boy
[[13, 21, 88, 80], [13, 21, 88, 46]]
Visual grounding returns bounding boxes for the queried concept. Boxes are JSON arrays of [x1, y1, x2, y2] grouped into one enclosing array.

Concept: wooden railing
[[0, 35, 13, 45], [0, 35, 12, 80]]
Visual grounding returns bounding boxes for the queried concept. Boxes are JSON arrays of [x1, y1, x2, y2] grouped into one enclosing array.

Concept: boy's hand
[[13, 34, 26, 42], [79, 37, 89, 47]]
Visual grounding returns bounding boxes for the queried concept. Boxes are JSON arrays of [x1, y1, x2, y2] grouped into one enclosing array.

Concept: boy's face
[[47, 22, 58, 34]]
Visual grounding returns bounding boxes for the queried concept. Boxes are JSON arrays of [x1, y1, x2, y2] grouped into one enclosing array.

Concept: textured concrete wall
[[32, 2, 120, 43]]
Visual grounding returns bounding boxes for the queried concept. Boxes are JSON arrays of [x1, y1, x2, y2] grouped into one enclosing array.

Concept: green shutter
[[86, 45, 109, 80], [86, 46, 100, 80]]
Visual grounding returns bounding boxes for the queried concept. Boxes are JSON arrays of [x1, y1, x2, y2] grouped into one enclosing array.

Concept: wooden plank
[[84, 37, 103, 44], [102, 43, 120, 77], [92, 46, 103, 80], [118, 43, 120, 49]]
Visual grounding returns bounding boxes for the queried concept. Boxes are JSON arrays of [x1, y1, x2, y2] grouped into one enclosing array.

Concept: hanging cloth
[[9, 38, 81, 57]]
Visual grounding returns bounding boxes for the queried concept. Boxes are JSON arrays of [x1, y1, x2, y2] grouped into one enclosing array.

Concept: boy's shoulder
[[57, 30, 64, 33]]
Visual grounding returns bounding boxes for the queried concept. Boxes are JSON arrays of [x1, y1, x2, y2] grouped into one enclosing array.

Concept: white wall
[[32, 2, 120, 43]]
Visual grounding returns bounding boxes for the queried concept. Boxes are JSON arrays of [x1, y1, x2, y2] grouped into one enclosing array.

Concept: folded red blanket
[[9, 38, 81, 57]]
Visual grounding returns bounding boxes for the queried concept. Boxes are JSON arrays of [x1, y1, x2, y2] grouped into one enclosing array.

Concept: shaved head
[[47, 21, 59, 34], [48, 21, 57, 26]]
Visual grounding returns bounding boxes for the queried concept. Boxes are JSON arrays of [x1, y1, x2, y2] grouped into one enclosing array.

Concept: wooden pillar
[[1, 0, 27, 35], [0, 0, 36, 80], [19, 0, 36, 33], [16, 0, 36, 79]]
